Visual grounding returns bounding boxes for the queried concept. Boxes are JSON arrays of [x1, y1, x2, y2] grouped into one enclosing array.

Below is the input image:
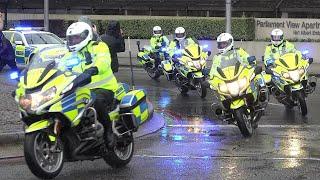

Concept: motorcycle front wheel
[[195, 80, 207, 98], [24, 131, 64, 179], [234, 107, 253, 137], [296, 91, 308, 116], [146, 67, 161, 80], [104, 132, 134, 168]]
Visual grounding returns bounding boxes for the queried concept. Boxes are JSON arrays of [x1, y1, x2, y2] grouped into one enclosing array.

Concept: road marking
[[134, 154, 320, 161], [167, 124, 320, 128], [268, 102, 284, 107]]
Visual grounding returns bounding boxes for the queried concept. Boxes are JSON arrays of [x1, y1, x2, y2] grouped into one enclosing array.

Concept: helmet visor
[[176, 33, 185, 39], [153, 30, 162, 35], [217, 40, 232, 49], [67, 30, 89, 46], [271, 35, 283, 41]]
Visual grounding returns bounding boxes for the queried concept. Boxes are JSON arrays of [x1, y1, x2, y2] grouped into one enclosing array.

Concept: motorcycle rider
[[149, 26, 170, 65], [209, 33, 267, 103], [63, 22, 118, 147], [264, 29, 298, 68], [168, 27, 198, 59]]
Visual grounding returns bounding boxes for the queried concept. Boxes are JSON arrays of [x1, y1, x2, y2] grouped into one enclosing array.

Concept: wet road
[[1, 68, 320, 179]]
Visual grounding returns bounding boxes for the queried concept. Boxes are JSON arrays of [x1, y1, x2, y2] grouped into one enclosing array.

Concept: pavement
[[0, 63, 320, 179]]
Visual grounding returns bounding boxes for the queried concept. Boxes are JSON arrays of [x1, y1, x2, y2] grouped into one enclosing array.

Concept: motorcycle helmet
[[66, 22, 93, 52], [217, 33, 234, 54], [271, 29, 284, 47]]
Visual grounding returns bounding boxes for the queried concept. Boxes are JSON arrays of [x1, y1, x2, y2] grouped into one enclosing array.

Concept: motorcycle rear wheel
[[234, 107, 253, 137], [104, 132, 134, 168]]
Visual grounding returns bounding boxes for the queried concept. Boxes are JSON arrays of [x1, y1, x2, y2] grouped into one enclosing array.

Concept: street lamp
[[44, 0, 49, 31], [226, 0, 232, 33]]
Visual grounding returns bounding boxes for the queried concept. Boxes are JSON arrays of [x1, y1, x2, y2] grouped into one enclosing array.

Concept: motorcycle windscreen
[[275, 53, 300, 71]]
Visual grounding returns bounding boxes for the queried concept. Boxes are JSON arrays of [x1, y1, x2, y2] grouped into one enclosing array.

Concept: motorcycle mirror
[[265, 68, 273, 75], [136, 41, 141, 51], [254, 66, 263, 74], [207, 51, 212, 56], [261, 56, 264, 62], [308, 58, 314, 64], [247, 56, 256, 65]]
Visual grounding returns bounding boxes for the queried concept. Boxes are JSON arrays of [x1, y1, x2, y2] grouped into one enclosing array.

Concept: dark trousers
[[92, 89, 115, 135], [0, 58, 18, 72]]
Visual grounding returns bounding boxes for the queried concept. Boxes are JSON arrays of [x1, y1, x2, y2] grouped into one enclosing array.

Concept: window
[[13, 33, 24, 45], [24, 33, 64, 45]]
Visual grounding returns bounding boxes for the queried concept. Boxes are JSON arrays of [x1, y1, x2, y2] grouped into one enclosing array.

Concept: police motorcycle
[[136, 41, 169, 80], [172, 43, 211, 98], [264, 50, 316, 116], [12, 46, 153, 179], [209, 56, 267, 137]]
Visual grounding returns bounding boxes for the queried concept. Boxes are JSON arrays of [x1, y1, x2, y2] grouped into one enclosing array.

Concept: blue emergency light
[[302, 50, 309, 55], [10, 72, 19, 80]]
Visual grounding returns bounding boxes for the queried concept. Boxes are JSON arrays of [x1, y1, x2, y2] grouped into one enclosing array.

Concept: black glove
[[73, 66, 98, 88], [73, 72, 91, 88]]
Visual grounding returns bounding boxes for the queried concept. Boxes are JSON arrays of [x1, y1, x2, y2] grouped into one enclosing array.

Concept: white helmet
[[153, 26, 162, 36], [175, 27, 186, 40], [271, 29, 284, 46], [66, 22, 93, 52], [217, 33, 234, 54]]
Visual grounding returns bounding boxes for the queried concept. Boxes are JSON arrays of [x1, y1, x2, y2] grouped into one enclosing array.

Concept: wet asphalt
[[1, 67, 320, 179]]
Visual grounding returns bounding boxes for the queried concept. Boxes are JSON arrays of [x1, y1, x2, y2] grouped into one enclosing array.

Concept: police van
[[3, 27, 65, 64]]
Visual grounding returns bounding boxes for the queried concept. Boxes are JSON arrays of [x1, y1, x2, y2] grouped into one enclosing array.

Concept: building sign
[[255, 18, 320, 40]]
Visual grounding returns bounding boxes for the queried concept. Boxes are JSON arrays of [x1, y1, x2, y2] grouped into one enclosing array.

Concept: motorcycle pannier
[[119, 90, 149, 130]]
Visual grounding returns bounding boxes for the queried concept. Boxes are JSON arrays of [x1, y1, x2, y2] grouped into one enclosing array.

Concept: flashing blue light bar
[[160, 47, 167, 52], [10, 72, 19, 80], [9, 27, 45, 31], [201, 44, 209, 49], [65, 58, 80, 67], [302, 50, 309, 55]]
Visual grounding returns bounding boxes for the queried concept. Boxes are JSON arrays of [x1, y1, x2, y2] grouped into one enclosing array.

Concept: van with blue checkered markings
[[3, 27, 65, 64]]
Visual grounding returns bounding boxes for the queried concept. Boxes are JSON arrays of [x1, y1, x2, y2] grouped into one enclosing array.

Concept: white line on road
[[268, 102, 284, 107], [134, 154, 320, 161], [167, 124, 320, 128]]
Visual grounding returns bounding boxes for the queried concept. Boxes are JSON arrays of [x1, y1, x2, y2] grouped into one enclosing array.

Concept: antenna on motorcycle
[[128, 36, 135, 89]]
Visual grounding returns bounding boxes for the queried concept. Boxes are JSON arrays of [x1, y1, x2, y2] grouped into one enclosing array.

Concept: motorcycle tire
[[234, 107, 253, 137], [297, 91, 308, 116], [104, 133, 134, 168], [195, 81, 207, 99], [24, 131, 64, 179], [146, 67, 161, 80], [179, 86, 189, 95]]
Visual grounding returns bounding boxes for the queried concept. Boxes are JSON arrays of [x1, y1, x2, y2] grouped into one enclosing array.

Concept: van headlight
[[19, 87, 57, 111]]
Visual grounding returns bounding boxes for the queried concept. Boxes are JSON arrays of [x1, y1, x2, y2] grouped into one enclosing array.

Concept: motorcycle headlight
[[238, 77, 247, 90], [226, 81, 240, 97], [219, 83, 228, 93], [19, 87, 57, 112], [289, 70, 300, 82], [282, 72, 290, 79], [193, 61, 202, 70], [298, 68, 305, 75]]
